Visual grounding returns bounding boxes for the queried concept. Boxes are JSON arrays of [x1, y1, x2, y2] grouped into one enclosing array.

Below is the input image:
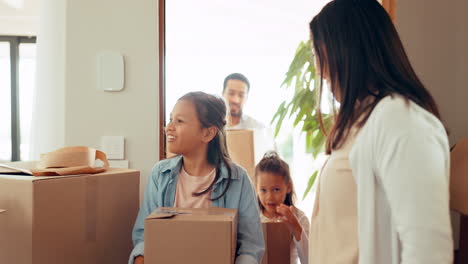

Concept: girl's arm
[[235, 168, 266, 264], [128, 164, 161, 264], [377, 132, 453, 263]]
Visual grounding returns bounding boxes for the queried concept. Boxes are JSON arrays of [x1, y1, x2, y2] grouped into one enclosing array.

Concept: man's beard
[[230, 109, 242, 118]]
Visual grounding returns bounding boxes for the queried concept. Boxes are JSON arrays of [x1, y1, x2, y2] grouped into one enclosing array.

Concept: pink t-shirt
[[174, 167, 216, 208]]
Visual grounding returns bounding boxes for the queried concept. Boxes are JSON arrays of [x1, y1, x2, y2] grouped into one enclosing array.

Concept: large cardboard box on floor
[[0, 168, 140, 264], [145, 207, 238, 264], [226, 129, 275, 183], [261, 220, 292, 264]]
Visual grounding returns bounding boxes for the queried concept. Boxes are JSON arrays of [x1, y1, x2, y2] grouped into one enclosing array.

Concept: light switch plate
[[101, 136, 125, 160]]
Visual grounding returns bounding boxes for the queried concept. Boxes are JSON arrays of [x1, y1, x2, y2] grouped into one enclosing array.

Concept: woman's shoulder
[[352, 94, 449, 162], [366, 95, 445, 137]]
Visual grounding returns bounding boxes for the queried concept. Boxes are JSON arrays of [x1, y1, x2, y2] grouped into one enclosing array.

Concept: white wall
[[396, 0, 468, 145], [31, 0, 66, 160], [64, 0, 159, 196], [0, 0, 39, 36]]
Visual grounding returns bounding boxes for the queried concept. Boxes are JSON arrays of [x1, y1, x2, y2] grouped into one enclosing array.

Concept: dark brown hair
[[179, 91, 232, 200], [223, 73, 250, 93], [310, 0, 441, 154], [255, 151, 296, 211]]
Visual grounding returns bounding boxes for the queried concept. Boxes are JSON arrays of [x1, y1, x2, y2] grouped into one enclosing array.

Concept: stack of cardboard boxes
[[1, 127, 288, 264]]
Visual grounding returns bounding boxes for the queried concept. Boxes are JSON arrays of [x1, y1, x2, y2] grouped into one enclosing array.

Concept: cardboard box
[[0, 209, 6, 260], [261, 220, 292, 264], [226, 129, 275, 183], [451, 138, 468, 214], [0, 168, 140, 264], [145, 207, 238, 264]]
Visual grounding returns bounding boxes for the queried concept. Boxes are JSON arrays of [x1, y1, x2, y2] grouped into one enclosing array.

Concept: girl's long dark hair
[[255, 151, 296, 212], [310, 0, 442, 154], [179, 91, 232, 201]]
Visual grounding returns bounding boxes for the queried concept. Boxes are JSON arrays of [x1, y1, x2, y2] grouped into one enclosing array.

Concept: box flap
[[146, 207, 237, 222], [149, 208, 189, 219], [0, 168, 139, 182], [0, 163, 34, 175]]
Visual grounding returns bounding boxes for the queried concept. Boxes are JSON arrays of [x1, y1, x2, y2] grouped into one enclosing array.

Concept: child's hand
[[276, 204, 303, 241]]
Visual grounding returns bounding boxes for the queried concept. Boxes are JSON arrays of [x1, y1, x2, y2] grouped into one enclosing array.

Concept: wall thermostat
[[96, 51, 125, 92]]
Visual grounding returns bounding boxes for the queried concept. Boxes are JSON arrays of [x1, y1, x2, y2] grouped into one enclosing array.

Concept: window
[[0, 36, 36, 162]]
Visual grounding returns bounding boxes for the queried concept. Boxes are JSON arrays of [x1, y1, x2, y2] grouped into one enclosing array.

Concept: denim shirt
[[128, 155, 265, 264]]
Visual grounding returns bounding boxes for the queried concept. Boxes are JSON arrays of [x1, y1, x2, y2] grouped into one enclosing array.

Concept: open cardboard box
[[145, 207, 238, 264], [0, 167, 140, 264]]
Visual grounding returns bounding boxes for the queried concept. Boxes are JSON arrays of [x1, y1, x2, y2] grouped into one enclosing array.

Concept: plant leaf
[[302, 170, 318, 200]]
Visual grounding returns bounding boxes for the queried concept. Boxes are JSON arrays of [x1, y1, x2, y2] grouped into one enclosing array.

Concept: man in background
[[222, 73, 266, 129]]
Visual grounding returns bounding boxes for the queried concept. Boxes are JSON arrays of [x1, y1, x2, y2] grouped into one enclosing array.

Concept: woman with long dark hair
[[308, 0, 453, 263]]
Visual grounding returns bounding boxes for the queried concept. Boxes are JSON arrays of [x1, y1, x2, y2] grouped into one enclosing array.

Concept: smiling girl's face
[[165, 99, 207, 156]]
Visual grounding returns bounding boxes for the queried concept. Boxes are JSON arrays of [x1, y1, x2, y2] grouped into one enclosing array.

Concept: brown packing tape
[[85, 176, 98, 243]]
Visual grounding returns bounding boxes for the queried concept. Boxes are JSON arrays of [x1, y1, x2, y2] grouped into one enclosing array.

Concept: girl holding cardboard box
[[129, 92, 265, 264], [308, 0, 453, 263], [255, 151, 309, 264]]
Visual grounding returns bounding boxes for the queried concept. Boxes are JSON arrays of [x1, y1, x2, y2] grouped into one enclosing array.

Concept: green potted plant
[[271, 40, 332, 199]]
